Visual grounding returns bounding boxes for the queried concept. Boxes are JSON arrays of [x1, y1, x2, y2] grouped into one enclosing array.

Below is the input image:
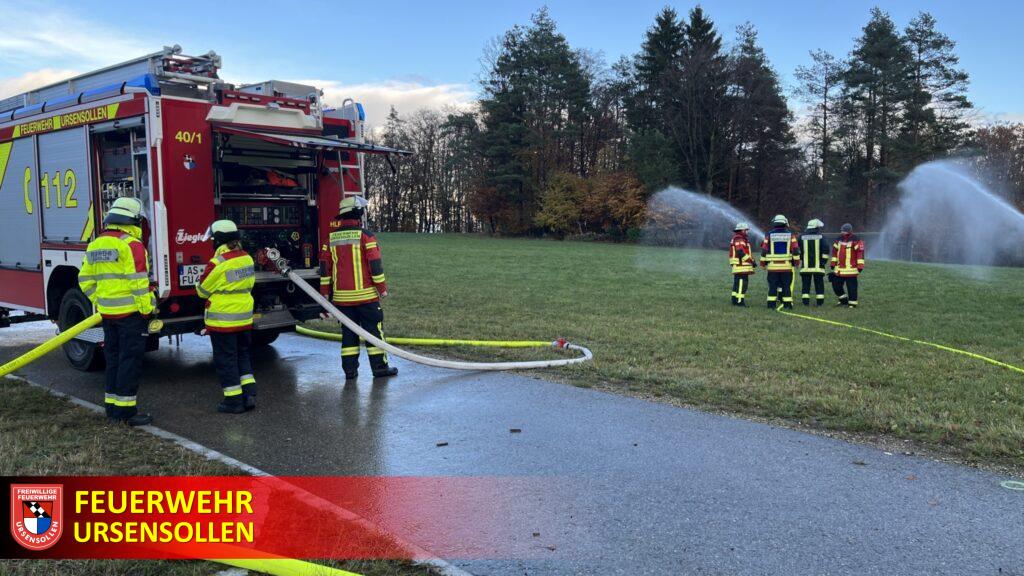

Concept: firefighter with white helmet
[[318, 196, 398, 380], [78, 197, 156, 426], [728, 222, 756, 306], [798, 219, 830, 306], [760, 214, 801, 309], [196, 219, 257, 413]]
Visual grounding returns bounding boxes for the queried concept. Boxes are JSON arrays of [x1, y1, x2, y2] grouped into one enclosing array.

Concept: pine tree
[[629, 7, 686, 133], [725, 24, 799, 217], [476, 8, 592, 233], [671, 6, 729, 195], [903, 11, 972, 161], [620, 7, 687, 191], [843, 7, 914, 219]]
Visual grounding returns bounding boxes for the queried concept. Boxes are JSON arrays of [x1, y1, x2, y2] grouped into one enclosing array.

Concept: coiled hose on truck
[[269, 252, 593, 371]]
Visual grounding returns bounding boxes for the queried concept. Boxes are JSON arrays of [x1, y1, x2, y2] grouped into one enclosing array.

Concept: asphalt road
[[2, 322, 1022, 575]]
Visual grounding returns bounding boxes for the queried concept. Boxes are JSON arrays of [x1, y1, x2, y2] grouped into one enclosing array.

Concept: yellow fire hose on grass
[[265, 250, 592, 371], [779, 309, 1024, 376], [218, 558, 361, 576], [0, 313, 102, 378], [296, 326, 556, 349]]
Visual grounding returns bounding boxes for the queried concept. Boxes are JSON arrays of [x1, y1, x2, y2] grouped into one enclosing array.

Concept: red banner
[[2, 476, 560, 560]]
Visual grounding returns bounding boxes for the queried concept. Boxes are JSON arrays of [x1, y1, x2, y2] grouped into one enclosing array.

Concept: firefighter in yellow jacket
[[196, 220, 257, 413], [78, 197, 156, 426], [798, 219, 830, 306], [760, 214, 801, 309], [728, 222, 756, 306]]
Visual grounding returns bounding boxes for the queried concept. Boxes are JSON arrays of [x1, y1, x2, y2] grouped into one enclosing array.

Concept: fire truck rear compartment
[[213, 131, 323, 331]]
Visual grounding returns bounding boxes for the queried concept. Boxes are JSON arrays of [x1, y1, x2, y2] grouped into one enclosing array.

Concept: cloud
[[302, 79, 477, 123], [983, 112, 1024, 125], [0, 68, 80, 101], [0, 2, 150, 70]]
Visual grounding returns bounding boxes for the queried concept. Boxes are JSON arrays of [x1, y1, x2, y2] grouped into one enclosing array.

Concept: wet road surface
[[2, 322, 1022, 575]]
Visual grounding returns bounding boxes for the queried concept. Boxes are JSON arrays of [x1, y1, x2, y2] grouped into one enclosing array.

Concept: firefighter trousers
[[210, 330, 255, 407], [339, 301, 391, 377], [766, 271, 794, 309], [731, 274, 751, 305], [831, 275, 859, 306], [800, 272, 826, 306], [101, 313, 147, 420]]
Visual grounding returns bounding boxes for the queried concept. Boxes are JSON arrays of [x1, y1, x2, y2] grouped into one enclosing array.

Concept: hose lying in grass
[[779, 310, 1024, 376], [218, 558, 361, 576], [297, 326, 556, 349], [276, 260, 592, 371], [0, 313, 102, 378]]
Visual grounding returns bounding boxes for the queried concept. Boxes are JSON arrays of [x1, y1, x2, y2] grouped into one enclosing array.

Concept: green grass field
[[345, 233, 1024, 467]]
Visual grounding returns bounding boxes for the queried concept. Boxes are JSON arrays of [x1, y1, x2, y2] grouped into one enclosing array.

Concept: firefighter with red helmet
[[78, 197, 156, 426], [319, 196, 398, 380], [728, 222, 756, 306], [760, 214, 801, 310], [830, 223, 865, 307]]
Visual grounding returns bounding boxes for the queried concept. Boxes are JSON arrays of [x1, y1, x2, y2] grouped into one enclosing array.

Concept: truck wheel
[[251, 330, 280, 347], [58, 289, 105, 372]]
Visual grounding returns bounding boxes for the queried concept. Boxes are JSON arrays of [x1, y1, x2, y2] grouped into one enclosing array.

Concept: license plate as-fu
[[178, 264, 206, 287]]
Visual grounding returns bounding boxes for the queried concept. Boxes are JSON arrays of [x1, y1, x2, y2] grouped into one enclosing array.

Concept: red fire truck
[[0, 46, 407, 370]]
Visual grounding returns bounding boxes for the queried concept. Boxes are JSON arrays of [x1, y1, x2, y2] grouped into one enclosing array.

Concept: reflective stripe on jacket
[[196, 244, 255, 332], [760, 227, 801, 271], [831, 236, 865, 277], [79, 224, 155, 319], [729, 233, 755, 274], [799, 233, 830, 274], [318, 219, 387, 306]]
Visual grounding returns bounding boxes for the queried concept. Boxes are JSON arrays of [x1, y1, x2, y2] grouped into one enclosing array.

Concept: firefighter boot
[[802, 295, 810, 306], [127, 413, 153, 426], [110, 413, 153, 427], [217, 402, 246, 414], [342, 355, 359, 381], [370, 353, 398, 378], [373, 366, 399, 378]]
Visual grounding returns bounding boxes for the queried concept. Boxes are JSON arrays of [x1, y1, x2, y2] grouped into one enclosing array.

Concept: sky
[[1, 0, 1022, 126]]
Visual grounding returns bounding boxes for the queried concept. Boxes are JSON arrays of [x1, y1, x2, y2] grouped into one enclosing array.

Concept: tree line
[[364, 6, 1024, 237]]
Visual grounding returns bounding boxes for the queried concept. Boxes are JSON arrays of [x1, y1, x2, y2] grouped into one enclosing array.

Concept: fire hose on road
[[1, 255, 593, 378], [268, 251, 594, 371], [0, 313, 102, 378]]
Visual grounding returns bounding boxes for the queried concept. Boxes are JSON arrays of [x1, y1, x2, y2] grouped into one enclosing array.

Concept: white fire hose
[[266, 250, 593, 371]]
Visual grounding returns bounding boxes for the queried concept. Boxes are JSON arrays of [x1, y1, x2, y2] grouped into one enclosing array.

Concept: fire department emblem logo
[[183, 154, 196, 170], [10, 484, 63, 551]]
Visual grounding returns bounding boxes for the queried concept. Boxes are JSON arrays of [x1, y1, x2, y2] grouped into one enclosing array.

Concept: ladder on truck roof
[[0, 45, 221, 114]]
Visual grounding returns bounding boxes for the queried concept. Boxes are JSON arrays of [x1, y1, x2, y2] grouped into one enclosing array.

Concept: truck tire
[[251, 330, 280, 348], [58, 289, 105, 372]]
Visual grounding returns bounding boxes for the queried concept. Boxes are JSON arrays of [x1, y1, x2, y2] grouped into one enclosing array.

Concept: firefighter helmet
[[104, 197, 144, 226], [771, 214, 788, 226], [338, 195, 369, 216], [204, 219, 240, 247], [807, 218, 824, 229], [841, 223, 853, 233], [734, 222, 750, 232]]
